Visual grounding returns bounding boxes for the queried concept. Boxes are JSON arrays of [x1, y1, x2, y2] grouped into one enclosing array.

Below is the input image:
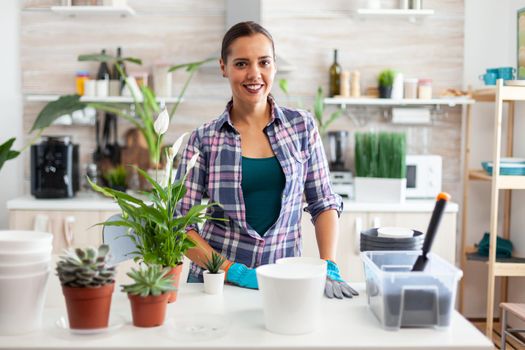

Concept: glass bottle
[[329, 49, 342, 97]]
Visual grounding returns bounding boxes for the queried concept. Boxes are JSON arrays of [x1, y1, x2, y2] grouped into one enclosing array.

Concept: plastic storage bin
[[361, 251, 462, 330]]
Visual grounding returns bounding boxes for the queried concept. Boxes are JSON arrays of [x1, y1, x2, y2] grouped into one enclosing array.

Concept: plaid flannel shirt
[[176, 98, 343, 282]]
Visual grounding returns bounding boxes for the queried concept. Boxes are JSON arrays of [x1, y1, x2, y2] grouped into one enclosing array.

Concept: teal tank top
[[241, 156, 286, 236]]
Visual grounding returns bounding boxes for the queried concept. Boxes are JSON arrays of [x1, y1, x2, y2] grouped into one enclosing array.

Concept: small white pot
[[203, 270, 225, 295], [354, 177, 406, 203]]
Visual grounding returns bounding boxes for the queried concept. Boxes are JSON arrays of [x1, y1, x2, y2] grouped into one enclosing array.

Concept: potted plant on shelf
[[377, 69, 396, 98], [89, 130, 225, 303], [56, 244, 116, 329], [121, 264, 175, 327], [103, 165, 128, 192], [354, 131, 406, 203], [202, 252, 226, 295]]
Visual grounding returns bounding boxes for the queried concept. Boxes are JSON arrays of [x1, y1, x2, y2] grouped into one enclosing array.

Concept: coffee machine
[[31, 136, 79, 198], [327, 131, 353, 198]]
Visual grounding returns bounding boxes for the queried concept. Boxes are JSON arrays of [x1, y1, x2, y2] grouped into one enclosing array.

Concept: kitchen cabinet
[[301, 208, 457, 282]]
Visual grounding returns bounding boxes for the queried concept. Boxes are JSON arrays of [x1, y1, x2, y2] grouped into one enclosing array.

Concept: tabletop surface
[[0, 277, 492, 350]]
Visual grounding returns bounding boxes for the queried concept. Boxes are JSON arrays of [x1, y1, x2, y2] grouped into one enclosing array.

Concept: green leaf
[[0, 138, 20, 172], [278, 79, 289, 95], [168, 57, 216, 73], [78, 53, 142, 65], [31, 95, 86, 131], [313, 87, 324, 128]]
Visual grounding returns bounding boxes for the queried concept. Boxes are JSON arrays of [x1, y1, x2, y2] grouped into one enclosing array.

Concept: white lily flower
[[153, 108, 170, 136], [160, 159, 174, 189], [185, 152, 200, 175], [169, 132, 188, 160]]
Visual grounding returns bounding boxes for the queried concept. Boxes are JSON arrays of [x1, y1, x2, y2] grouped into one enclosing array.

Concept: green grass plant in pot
[[89, 125, 225, 303], [56, 244, 116, 329], [103, 165, 128, 192], [377, 69, 396, 99], [354, 131, 406, 203], [121, 264, 175, 327], [202, 252, 226, 295]]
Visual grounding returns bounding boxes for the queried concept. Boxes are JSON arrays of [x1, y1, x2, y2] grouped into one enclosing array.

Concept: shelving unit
[[355, 8, 434, 17], [324, 97, 474, 108], [25, 95, 181, 104], [50, 5, 135, 17], [459, 80, 525, 337]]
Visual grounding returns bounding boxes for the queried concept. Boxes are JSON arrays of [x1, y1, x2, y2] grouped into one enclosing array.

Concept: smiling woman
[[175, 21, 357, 300]]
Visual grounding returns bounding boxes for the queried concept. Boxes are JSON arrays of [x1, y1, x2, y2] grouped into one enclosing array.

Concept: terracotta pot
[[128, 293, 169, 327], [62, 283, 114, 329], [166, 264, 183, 303]]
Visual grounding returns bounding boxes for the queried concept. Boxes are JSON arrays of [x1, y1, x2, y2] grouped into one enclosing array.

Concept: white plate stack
[[0, 230, 53, 335]]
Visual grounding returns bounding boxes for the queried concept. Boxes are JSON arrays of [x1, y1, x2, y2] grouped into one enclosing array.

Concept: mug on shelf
[[479, 72, 497, 85], [497, 67, 516, 80]]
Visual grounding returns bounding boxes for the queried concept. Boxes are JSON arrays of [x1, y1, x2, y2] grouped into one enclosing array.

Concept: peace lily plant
[[89, 116, 224, 301]]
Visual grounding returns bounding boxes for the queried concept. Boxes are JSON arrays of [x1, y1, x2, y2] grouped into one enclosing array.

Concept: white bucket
[[0, 231, 53, 252], [256, 260, 326, 335], [0, 269, 50, 335]]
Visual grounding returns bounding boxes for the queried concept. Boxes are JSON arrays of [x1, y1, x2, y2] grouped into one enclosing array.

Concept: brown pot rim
[[128, 293, 170, 304]]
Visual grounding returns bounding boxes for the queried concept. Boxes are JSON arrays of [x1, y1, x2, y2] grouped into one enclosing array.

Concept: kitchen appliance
[[31, 136, 79, 199], [327, 131, 352, 198], [405, 155, 442, 199]]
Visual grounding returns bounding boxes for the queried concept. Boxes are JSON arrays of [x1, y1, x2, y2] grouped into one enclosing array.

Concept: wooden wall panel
[[20, 0, 465, 198]]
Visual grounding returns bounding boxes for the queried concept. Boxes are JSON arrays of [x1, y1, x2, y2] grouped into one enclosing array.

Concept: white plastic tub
[[361, 251, 462, 330], [256, 261, 326, 335], [0, 269, 51, 335], [0, 231, 53, 252], [0, 246, 52, 264]]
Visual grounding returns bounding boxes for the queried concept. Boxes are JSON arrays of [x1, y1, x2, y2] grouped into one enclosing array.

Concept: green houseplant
[[33, 52, 214, 168], [56, 244, 116, 329], [89, 130, 225, 303], [121, 264, 175, 327], [202, 252, 226, 295], [278, 79, 341, 136], [377, 69, 396, 99], [354, 132, 406, 203], [103, 165, 128, 192]]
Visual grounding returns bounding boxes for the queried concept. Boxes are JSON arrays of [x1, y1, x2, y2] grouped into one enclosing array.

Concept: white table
[[0, 277, 492, 350]]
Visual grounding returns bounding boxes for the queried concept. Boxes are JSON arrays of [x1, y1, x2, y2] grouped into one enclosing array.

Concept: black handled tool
[[412, 192, 451, 272]]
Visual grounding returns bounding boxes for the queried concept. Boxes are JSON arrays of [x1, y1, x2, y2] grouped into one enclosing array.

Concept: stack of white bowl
[[0, 230, 53, 335]]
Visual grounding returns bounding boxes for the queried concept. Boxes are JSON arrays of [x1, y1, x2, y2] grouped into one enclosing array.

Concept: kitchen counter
[[0, 272, 491, 350], [7, 193, 459, 213]]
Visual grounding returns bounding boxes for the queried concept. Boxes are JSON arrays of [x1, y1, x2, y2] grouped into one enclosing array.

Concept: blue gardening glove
[[225, 263, 259, 289], [325, 260, 359, 299]]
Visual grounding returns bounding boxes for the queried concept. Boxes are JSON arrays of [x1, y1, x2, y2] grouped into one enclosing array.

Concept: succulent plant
[[56, 244, 116, 288], [121, 264, 176, 297], [203, 252, 226, 274]]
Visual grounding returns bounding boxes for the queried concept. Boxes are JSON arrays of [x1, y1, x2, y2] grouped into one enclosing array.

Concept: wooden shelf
[[467, 169, 525, 188], [25, 95, 181, 104], [472, 85, 525, 102], [472, 88, 496, 102], [355, 8, 434, 18], [324, 97, 474, 107], [469, 169, 491, 181], [50, 5, 135, 17]]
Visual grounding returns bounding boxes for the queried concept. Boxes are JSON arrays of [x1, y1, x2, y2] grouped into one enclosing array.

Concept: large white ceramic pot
[[0, 231, 53, 252], [0, 269, 51, 335], [256, 259, 326, 335], [0, 259, 51, 276], [0, 246, 52, 264]]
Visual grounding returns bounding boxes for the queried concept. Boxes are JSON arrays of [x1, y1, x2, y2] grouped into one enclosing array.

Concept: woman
[[176, 21, 357, 299]]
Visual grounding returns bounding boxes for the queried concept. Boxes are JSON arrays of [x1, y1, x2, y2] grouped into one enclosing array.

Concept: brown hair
[[221, 21, 275, 63]]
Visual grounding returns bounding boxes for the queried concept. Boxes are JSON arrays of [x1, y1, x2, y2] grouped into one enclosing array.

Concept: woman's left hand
[[325, 260, 359, 299]]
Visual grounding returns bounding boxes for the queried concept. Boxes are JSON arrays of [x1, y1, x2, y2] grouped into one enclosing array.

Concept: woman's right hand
[[225, 263, 259, 289]]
